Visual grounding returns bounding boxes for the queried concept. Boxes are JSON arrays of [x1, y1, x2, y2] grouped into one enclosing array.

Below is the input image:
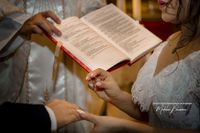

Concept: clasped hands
[[46, 68, 125, 133]]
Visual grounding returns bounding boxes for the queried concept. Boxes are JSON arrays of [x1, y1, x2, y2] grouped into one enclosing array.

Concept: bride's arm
[[111, 90, 148, 121], [79, 112, 199, 133]]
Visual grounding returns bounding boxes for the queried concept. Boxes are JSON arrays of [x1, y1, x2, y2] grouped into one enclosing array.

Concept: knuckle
[[72, 104, 79, 109], [72, 111, 80, 120], [53, 99, 60, 103]]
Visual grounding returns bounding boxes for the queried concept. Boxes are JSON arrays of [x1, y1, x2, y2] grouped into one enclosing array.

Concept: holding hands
[[78, 110, 127, 133], [19, 11, 62, 39], [86, 68, 122, 102], [77, 110, 149, 133], [46, 99, 81, 129]]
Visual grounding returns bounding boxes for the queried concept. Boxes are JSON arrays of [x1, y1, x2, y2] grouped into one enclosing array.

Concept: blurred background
[[106, 0, 176, 41]]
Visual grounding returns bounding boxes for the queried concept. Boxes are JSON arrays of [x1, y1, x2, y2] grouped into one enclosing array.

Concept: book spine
[[45, 34, 58, 44]]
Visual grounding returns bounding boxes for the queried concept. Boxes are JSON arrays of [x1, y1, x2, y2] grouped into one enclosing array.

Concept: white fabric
[[0, 0, 22, 20], [45, 106, 57, 132], [0, 9, 29, 51], [0, 0, 30, 104], [131, 41, 200, 128], [22, 0, 106, 106], [17, 0, 106, 132], [0, 0, 106, 132], [0, 1, 106, 132]]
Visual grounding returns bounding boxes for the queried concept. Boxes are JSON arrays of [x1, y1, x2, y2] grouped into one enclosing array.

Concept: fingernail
[[91, 73, 94, 77], [96, 78, 100, 82], [96, 82, 101, 87], [77, 109, 86, 119], [86, 76, 89, 80], [77, 109, 85, 115], [57, 18, 61, 24], [57, 31, 62, 36], [88, 82, 94, 88]]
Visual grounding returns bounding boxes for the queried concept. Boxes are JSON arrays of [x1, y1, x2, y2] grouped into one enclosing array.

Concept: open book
[[33, 4, 162, 72]]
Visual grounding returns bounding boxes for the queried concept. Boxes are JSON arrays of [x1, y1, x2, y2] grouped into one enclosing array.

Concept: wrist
[[109, 89, 124, 104], [45, 106, 57, 132], [123, 120, 154, 133], [18, 28, 28, 39]]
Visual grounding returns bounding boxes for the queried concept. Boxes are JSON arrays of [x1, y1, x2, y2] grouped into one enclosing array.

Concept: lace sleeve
[[131, 42, 167, 112]]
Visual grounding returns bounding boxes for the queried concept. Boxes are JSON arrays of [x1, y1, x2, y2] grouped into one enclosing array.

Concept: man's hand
[[19, 11, 62, 39], [46, 99, 81, 129]]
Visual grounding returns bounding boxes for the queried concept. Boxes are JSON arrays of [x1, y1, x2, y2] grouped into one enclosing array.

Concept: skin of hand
[[46, 99, 81, 129], [78, 110, 126, 133], [86, 68, 122, 102], [78, 110, 200, 133], [19, 11, 62, 39], [86, 69, 147, 121], [77, 110, 152, 133]]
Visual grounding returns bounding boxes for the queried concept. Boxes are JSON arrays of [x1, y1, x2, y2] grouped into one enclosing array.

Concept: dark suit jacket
[[0, 102, 51, 133]]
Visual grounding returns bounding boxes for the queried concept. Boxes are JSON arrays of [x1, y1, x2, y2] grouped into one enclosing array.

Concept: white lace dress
[[131, 42, 200, 129]]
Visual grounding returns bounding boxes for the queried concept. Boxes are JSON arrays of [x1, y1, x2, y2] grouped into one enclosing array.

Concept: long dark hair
[[172, 0, 200, 53]]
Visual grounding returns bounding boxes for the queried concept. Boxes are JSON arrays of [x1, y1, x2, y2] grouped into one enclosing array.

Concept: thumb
[[77, 109, 98, 124]]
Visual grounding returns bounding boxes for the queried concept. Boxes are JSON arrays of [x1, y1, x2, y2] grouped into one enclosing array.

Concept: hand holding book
[[32, 4, 162, 72]]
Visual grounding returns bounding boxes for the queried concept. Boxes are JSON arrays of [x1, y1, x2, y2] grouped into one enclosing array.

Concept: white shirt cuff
[[45, 106, 57, 132]]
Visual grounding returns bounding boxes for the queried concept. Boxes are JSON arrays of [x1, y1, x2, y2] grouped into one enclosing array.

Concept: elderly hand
[[46, 99, 81, 129], [19, 11, 62, 39]]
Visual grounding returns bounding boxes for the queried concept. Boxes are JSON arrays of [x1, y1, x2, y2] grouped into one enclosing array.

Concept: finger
[[86, 70, 102, 81], [62, 111, 81, 126], [38, 20, 53, 35], [95, 81, 109, 91], [32, 25, 43, 34], [32, 25, 46, 38], [86, 73, 90, 81], [91, 69, 103, 78], [88, 80, 95, 89], [71, 104, 80, 110], [48, 21, 62, 36], [42, 11, 61, 24], [93, 68, 109, 81], [70, 113, 81, 122], [68, 110, 82, 121], [77, 110, 98, 124], [86, 72, 95, 81]]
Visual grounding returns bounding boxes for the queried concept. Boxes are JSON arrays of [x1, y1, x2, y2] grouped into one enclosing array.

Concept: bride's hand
[[86, 68, 122, 102]]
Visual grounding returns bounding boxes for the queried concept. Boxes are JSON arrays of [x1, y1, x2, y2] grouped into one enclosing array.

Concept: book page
[[81, 4, 162, 62], [54, 17, 128, 71]]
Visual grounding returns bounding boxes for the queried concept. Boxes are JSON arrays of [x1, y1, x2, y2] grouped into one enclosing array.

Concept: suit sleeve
[[0, 102, 51, 132]]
